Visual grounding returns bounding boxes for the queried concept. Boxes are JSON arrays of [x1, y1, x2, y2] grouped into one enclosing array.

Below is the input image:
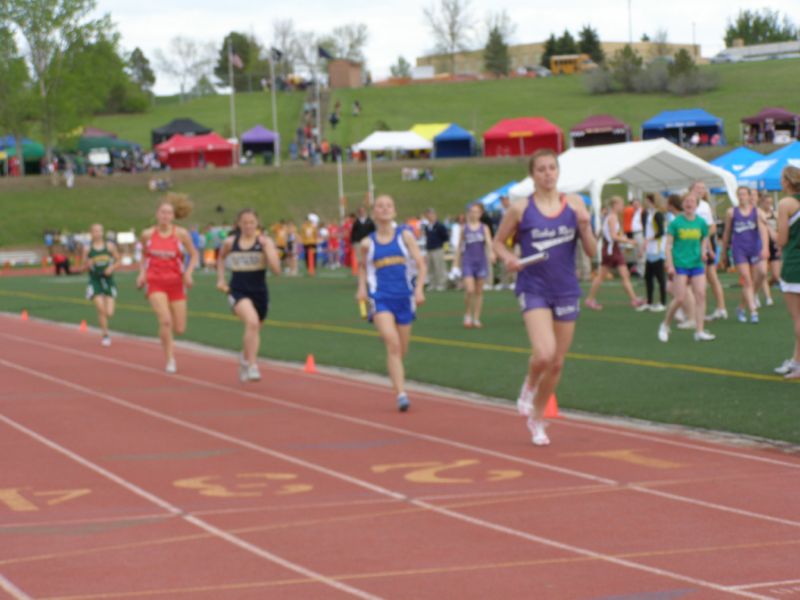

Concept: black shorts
[[768, 239, 780, 262], [228, 289, 269, 322]]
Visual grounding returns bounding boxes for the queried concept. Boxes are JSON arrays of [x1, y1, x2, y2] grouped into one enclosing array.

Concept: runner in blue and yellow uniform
[[217, 209, 281, 382], [356, 195, 426, 412], [81, 224, 120, 347]]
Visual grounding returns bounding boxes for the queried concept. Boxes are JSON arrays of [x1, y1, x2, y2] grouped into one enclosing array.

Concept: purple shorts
[[517, 292, 580, 321], [462, 259, 488, 280], [732, 247, 762, 266]]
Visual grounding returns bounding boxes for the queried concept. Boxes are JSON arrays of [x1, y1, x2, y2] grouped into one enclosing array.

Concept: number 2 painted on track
[[0, 488, 91, 512]]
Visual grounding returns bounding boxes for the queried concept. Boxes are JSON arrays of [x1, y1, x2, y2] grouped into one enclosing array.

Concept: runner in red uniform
[[136, 195, 198, 373]]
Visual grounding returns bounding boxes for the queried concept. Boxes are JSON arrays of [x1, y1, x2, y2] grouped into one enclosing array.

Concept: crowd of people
[[75, 160, 800, 448]]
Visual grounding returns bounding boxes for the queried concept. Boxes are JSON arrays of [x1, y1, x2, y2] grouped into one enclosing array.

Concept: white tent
[[353, 131, 433, 204], [353, 131, 433, 152], [508, 139, 739, 220]]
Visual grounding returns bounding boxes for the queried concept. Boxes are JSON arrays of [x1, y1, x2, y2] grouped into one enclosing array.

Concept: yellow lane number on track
[[173, 472, 313, 498], [371, 460, 523, 484]]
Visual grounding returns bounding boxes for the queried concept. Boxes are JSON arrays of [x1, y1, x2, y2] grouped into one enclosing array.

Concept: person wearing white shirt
[[692, 181, 728, 320]]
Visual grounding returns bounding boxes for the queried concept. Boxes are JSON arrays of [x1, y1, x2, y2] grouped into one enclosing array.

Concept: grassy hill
[[85, 59, 800, 155]]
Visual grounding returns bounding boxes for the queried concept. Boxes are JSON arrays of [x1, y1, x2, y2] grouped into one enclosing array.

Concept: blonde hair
[[783, 166, 800, 193], [161, 192, 193, 220]]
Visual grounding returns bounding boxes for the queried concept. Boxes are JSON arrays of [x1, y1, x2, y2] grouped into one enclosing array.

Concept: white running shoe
[[676, 320, 696, 330], [765, 297, 774, 307], [754, 297, 761, 309], [694, 330, 716, 342], [658, 323, 670, 343], [165, 358, 177, 374], [675, 307, 686, 322], [517, 377, 535, 416], [774, 359, 800, 375], [635, 303, 652, 312], [527, 417, 550, 446], [649, 304, 666, 312], [247, 364, 261, 382], [101, 335, 111, 347]]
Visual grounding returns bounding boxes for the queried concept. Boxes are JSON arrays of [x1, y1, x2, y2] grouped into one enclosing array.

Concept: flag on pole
[[230, 52, 244, 69], [270, 47, 283, 62], [317, 45, 334, 60]]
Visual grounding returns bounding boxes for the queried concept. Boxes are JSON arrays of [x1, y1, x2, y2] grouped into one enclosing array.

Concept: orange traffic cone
[[304, 354, 317, 374], [79, 320, 88, 333], [21, 309, 29, 321], [307, 248, 316, 276], [543, 394, 561, 418]]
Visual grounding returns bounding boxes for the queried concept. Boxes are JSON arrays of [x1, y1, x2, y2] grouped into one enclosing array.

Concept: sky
[[93, 0, 795, 95]]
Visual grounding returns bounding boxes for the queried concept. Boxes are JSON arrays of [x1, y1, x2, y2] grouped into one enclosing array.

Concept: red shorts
[[146, 278, 186, 302], [601, 245, 626, 269]]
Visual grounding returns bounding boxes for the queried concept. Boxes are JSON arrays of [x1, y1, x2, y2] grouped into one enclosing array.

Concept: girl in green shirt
[[775, 166, 800, 379], [658, 193, 715, 343]]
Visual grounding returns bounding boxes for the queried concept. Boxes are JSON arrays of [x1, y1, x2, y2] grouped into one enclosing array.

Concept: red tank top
[[145, 227, 183, 282]]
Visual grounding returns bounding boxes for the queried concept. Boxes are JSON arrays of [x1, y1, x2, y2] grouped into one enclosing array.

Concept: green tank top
[[781, 195, 800, 284], [88, 243, 114, 280]]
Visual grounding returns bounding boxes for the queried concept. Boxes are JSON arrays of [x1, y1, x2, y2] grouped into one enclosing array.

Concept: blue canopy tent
[[641, 109, 726, 147], [709, 146, 763, 192], [475, 181, 517, 213], [738, 141, 800, 191], [433, 124, 474, 158]]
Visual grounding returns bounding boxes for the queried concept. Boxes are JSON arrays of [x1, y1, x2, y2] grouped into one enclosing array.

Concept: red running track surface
[[1, 314, 799, 599]]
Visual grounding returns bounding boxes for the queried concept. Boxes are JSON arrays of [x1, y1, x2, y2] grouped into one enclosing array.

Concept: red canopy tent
[[741, 107, 800, 143], [155, 133, 236, 169], [569, 114, 631, 148], [483, 117, 564, 157]]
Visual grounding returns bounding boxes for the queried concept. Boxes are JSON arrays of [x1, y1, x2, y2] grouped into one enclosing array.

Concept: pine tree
[[578, 25, 604, 64], [541, 34, 557, 68], [484, 26, 510, 76]]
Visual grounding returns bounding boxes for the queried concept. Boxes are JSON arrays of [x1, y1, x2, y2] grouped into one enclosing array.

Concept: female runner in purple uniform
[[455, 203, 494, 328], [493, 149, 596, 446]]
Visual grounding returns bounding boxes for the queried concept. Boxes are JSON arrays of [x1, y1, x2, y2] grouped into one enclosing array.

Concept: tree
[[324, 23, 369, 63], [555, 29, 578, 55], [609, 44, 643, 92], [271, 19, 298, 77], [423, 0, 475, 74], [190, 75, 217, 98], [0, 26, 38, 175], [155, 36, 215, 102], [540, 33, 557, 68], [5, 0, 110, 161], [390, 56, 412, 78], [213, 31, 270, 92], [578, 25, 604, 64], [484, 26, 509, 76], [725, 9, 798, 47], [651, 28, 670, 58], [128, 47, 155, 96]]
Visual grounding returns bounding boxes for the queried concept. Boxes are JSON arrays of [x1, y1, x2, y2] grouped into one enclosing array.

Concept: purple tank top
[[731, 207, 761, 254], [462, 223, 487, 265], [515, 195, 580, 297]]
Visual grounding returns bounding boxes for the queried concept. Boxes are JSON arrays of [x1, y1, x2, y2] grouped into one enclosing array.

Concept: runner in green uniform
[[775, 166, 800, 379], [81, 224, 120, 347], [658, 193, 715, 343]]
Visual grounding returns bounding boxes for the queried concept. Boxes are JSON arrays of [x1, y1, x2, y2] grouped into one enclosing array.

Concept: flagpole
[[315, 54, 322, 149], [228, 37, 238, 168], [269, 51, 280, 167]]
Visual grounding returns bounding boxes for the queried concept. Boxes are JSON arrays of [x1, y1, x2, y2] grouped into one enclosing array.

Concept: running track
[[1, 314, 799, 599]]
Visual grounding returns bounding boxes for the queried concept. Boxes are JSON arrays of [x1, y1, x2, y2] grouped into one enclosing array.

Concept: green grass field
[[1, 270, 797, 444]]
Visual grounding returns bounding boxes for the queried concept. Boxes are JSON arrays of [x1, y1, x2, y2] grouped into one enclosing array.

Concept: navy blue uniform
[[227, 234, 269, 321]]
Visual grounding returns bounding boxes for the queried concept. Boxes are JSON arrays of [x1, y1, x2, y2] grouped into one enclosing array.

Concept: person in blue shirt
[[356, 195, 427, 411]]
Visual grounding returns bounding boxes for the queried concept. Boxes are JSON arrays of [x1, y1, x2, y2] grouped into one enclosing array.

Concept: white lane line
[[7, 332, 800, 532], [0, 359, 775, 599], [0, 414, 381, 600], [0, 574, 33, 600], [732, 578, 800, 591]]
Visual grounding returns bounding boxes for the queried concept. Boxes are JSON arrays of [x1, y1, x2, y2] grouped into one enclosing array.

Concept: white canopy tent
[[508, 139, 739, 222], [353, 131, 433, 204]]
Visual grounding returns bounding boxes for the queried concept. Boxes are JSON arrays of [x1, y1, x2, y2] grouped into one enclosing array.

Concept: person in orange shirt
[[271, 220, 289, 271]]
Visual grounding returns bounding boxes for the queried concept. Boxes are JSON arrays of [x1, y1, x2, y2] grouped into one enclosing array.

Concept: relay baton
[[359, 299, 368, 319], [518, 251, 549, 267]]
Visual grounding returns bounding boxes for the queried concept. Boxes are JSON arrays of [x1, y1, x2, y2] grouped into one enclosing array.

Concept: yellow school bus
[[550, 53, 597, 75]]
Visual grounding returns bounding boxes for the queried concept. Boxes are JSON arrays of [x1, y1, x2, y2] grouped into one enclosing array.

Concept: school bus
[[550, 53, 597, 75]]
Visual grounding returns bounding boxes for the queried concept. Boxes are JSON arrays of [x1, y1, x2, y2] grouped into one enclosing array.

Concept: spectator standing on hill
[[774, 166, 800, 379], [423, 208, 449, 291]]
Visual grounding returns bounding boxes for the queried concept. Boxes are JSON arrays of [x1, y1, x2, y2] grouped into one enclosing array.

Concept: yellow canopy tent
[[410, 123, 450, 141]]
